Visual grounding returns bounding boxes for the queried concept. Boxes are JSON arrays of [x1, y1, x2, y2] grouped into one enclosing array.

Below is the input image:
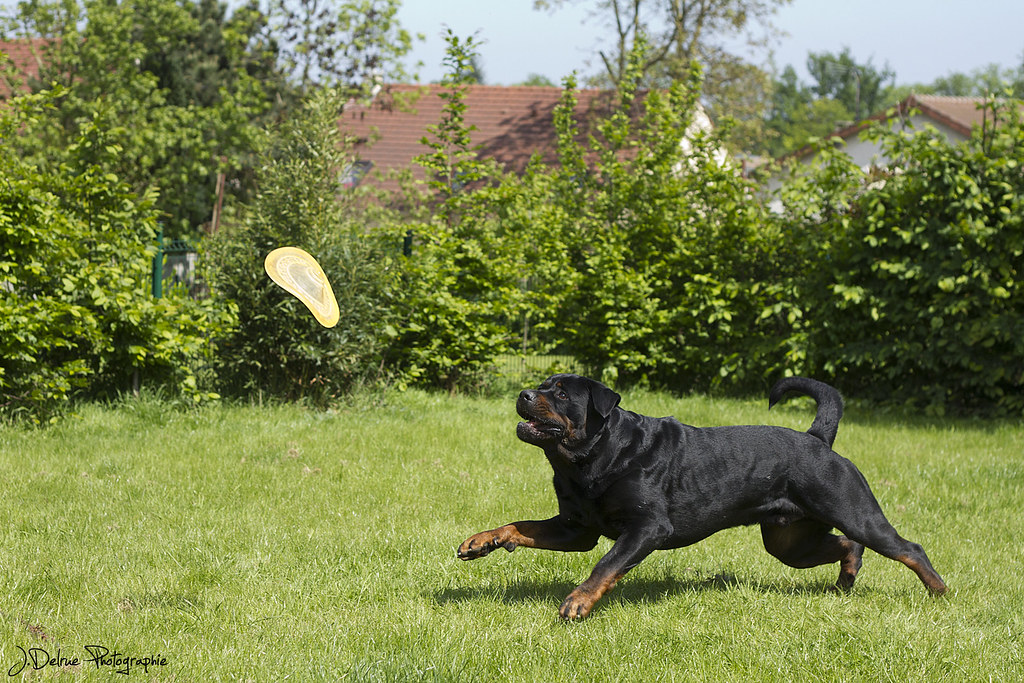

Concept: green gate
[[151, 228, 199, 298]]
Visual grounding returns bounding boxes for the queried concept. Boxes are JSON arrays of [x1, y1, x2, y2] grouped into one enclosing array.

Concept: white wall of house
[[842, 113, 969, 170], [765, 112, 972, 206]]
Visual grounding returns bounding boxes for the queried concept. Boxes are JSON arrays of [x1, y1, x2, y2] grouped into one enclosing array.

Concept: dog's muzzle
[[516, 390, 564, 442]]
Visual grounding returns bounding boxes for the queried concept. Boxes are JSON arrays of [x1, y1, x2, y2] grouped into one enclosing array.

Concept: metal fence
[[493, 354, 584, 384]]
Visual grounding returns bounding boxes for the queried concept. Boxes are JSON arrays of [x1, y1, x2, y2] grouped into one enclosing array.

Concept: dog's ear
[[587, 379, 620, 418]]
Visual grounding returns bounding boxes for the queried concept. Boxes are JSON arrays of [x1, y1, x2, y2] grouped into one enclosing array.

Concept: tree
[[536, 0, 786, 84], [805, 47, 895, 122], [920, 61, 1024, 98], [0, 92, 233, 422], [267, 0, 416, 94], [0, 0, 275, 237], [517, 73, 556, 87], [773, 97, 1024, 415], [535, 0, 790, 150], [513, 39, 791, 390], [762, 64, 853, 157], [386, 31, 518, 391], [134, 0, 272, 108], [763, 48, 896, 157], [204, 88, 399, 402]]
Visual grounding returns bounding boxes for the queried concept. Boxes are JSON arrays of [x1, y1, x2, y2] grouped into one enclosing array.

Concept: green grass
[[1, 389, 1022, 681]]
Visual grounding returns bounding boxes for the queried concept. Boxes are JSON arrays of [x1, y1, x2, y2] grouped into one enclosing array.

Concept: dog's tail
[[768, 376, 844, 447]]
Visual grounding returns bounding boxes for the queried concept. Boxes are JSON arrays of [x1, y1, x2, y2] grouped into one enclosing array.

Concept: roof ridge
[[912, 93, 987, 103]]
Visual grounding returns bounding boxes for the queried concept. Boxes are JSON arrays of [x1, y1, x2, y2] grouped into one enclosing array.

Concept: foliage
[[0, 0, 274, 239], [538, 0, 788, 85], [4, 5, 1021, 417], [384, 32, 521, 392], [204, 88, 399, 403], [765, 50, 1022, 158], [776, 97, 1024, 415], [805, 48, 896, 121], [536, 0, 790, 151], [764, 68, 854, 155], [413, 33, 498, 205], [525, 45, 789, 391], [912, 62, 1024, 99], [268, 0, 415, 93], [0, 93, 233, 422], [516, 72, 556, 87], [384, 34, 793, 395], [764, 49, 897, 157]]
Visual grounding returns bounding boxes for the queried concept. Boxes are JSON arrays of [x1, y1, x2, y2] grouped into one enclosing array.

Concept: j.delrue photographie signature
[[7, 644, 168, 676]]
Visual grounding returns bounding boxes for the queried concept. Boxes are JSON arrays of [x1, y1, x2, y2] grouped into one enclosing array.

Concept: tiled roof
[[848, 94, 1000, 140], [341, 83, 623, 190], [908, 94, 998, 136]]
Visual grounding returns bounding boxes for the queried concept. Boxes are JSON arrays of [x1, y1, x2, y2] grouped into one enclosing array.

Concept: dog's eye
[[557, 391, 568, 400]]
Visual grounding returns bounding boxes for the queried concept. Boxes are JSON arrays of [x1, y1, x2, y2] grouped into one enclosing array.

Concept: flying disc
[[264, 247, 340, 328]]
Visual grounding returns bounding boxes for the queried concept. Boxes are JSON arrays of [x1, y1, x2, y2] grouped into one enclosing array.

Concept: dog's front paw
[[457, 528, 515, 560], [559, 588, 597, 620]]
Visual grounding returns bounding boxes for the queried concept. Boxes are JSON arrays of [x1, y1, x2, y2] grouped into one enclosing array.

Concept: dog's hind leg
[[761, 520, 865, 591], [799, 460, 947, 595], [808, 470, 948, 595], [841, 521, 947, 595]]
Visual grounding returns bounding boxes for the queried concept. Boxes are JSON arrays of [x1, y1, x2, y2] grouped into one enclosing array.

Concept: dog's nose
[[520, 390, 537, 403]]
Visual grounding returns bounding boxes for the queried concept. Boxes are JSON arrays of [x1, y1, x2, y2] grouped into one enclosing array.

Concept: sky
[[396, 0, 1024, 87]]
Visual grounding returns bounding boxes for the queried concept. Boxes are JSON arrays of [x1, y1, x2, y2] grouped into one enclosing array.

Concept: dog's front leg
[[560, 529, 663, 620], [457, 516, 598, 560]]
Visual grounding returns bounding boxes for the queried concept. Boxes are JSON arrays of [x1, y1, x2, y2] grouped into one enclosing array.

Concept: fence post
[[152, 226, 164, 298]]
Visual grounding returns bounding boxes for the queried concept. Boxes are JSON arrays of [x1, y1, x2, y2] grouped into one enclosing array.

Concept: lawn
[[0, 388, 1021, 681]]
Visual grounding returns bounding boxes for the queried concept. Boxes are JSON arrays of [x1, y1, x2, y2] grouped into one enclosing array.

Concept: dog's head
[[516, 374, 621, 448]]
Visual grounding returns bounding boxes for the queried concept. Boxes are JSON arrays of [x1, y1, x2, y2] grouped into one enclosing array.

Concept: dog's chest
[[551, 473, 651, 537]]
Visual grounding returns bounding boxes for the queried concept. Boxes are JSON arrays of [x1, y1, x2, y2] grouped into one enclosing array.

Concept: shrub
[[382, 32, 522, 392], [781, 97, 1024, 415], [0, 93, 232, 422], [530, 53, 790, 392], [204, 88, 399, 403]]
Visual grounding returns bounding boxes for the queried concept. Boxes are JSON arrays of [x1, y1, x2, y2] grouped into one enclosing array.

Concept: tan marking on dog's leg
[[897, 554, 948, 595], [559, 572, 624, 620]]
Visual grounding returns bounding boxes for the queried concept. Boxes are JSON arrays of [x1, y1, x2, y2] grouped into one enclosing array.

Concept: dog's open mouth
[[517, 420, 564, 440], [520, 421, 561, 438]]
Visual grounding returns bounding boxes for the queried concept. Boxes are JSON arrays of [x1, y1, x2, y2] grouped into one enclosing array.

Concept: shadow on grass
[[432, 571, 851, 609]]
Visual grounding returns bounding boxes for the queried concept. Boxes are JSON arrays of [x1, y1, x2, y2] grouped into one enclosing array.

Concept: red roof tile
[[0, 39, 48, 96], [908, 94, 997, 136]]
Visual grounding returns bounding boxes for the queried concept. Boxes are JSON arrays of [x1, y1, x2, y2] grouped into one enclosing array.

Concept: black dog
[[458, 374, 946, 619]]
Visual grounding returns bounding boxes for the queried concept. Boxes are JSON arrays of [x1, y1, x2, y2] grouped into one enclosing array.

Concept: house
[[340, 83, 723, 191], [0, 39, 47, 97], [766, 94, 1024, 188]]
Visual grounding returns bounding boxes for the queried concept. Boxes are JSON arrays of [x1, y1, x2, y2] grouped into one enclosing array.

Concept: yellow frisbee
[[264, 247, 340, 328]]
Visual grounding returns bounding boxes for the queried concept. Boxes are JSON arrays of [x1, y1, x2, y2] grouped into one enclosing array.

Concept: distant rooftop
[[783, 94, 1022, 162], [903, 94, 1009, 136]]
